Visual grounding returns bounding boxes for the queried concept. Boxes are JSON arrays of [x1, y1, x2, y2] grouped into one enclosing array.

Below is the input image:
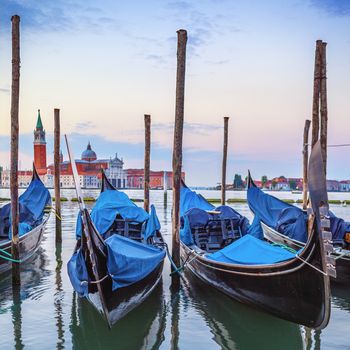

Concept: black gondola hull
[[180, 234, 330, 329], [0, 218, 48, 275], [262, 222, 350, 286], [86, 259, 164, 326]]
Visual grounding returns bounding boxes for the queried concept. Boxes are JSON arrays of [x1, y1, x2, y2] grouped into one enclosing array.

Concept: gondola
[[180, 142, 332, 329], [66, 140, 166, 328], [0, 165, 51, 275], [247, 171, 350, 285]]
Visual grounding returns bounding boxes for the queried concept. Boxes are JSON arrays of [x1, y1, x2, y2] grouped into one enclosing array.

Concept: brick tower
[[33, 109, 47, 174]]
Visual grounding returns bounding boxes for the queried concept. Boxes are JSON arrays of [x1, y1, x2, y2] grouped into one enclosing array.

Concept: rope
[[0, 252, 22, 263], [46, 206, 62, 221], [271, 242, 297, 254], [295, 254, 327, 276], [328, 143, 350, 148], [80, 274, 109, 285], [0, 247, 12, 257]]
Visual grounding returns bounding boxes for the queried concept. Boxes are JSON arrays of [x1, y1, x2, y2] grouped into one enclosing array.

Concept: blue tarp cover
[[247, 186, 308, 242], [179, 185, 251, 245], [67, 249, 89, 297], [76, 189, 150, 238], [207, 234, 296, 265], [247, 185, 350, 244], [144, 205, 161, 241], [0, 177, 51, 239], [105, 234, 165, 290], [246, 214, 264, 239], [180, 185, 214, 217]]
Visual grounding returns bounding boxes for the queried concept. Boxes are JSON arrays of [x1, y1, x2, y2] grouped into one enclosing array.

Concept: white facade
[[1, 169, 32, 187], [104, 153, 126, 188]]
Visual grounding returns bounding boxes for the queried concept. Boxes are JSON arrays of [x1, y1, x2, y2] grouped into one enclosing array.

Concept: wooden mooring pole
[[54, 108, 62, 243], [221, 117, 229, 205], [302, 119, 311, 210], [311, 40, 322, 148], [144, 114, 151, 213], [163, 171, 167, 208], [10, 15, 21, 286], [320, 42, 328, 176], [172, 29, 187, 287]]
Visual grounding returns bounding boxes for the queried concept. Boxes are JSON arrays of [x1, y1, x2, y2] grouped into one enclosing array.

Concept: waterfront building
[[125, 169, 185, 189]]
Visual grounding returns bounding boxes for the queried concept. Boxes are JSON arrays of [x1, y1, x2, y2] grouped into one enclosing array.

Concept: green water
[[0, 190, 349, 349]]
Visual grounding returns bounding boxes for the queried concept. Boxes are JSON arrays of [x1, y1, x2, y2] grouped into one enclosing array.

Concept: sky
[[0, 0, 349, 186]]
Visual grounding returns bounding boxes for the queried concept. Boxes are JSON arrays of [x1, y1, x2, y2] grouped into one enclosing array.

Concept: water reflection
[[12, 286, 24, 350], [55, 243, 65, 349], [182, 272, 304, 350], [69, 282, 166, 349], [332, 285, 350, 312], [0, 247, 51, 305]]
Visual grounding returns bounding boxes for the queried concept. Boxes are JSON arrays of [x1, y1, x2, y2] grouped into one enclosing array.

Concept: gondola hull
[[0, 216, 48, 275], [86, 259, 164, 326], [180, 230, 330, 329], [262, 222, 350, 285]]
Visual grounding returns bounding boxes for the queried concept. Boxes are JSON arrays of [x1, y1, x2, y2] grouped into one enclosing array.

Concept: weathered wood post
[[302, 119, 311, 209], [144, 114, 151, 213], [163, 171, 167, 208], [10, 15, 21, 286], [172, 29, 187, 287], [221, 117, 229, 205], [54, 108, 62, 243], [311, 40, 322, 148], [320, 42, 328, 176]]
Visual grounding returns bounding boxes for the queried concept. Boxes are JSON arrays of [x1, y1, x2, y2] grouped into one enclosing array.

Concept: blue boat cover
[[180, 185, 214, 217], [0, 176, 51, 239], [76, 189, 150, 238], [247, 185, 350, 244], [247, 186, 308, 242], [67, 249, 89, 297], [207, 234, 296, 265], [144, 205, 161, 241], [246, 213, 264, 239], [179, 185, 251, 245], [105, 234, 165, 290]]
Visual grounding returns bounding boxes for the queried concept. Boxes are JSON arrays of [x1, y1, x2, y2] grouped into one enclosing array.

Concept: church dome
[[81, 142, 97, 161]]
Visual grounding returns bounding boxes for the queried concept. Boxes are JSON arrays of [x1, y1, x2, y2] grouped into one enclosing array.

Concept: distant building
[[125, 169, 185, 189], [33, 110, 47, 175], [340, 180, 350, 192], [326, 180, 340, 192]]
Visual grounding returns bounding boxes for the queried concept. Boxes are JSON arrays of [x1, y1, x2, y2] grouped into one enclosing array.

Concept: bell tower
[[33, 109, 47, 173]]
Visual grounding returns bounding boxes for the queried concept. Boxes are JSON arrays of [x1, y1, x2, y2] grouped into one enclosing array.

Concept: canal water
[[0, 189, 349, 349]]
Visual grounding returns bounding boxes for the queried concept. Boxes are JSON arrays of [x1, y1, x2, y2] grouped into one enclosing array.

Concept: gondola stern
[[101, 169, 116, 192], [246, 170, 256, 189]]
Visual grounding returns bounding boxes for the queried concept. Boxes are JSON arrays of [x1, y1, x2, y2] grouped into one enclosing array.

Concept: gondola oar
[[64, 135, 112, 328]]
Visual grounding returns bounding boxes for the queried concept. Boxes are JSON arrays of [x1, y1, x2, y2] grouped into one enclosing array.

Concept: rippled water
[[0, 190, 349, 349]]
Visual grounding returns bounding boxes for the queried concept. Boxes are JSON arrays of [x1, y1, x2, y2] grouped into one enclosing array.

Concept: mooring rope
[[46, 206, 62, 221], [295, 254, 327, 276], [80, 274, 109, 285], [0, 248, 22, 263], [270, 242, 297, 254]]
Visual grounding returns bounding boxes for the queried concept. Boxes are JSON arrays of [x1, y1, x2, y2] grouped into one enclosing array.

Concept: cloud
[[310, 0, 350, 16], [0, 0, 119, 34]]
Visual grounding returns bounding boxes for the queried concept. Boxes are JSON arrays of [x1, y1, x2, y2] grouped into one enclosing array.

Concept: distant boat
[[0, 165, 51, 275], [179, 155, 331, 330], [67, 170, 166, 328]]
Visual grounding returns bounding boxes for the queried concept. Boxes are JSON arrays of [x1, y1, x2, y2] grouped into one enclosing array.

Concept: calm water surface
[[0, 189, 349, 350]]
